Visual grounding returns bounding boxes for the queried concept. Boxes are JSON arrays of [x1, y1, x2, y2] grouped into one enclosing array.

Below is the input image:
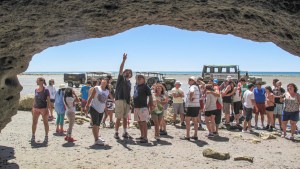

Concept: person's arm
[[226, 86, 236, 96], [46, 93, 51, 111], [119, 53, 127, 75], [148, 95, 153, 109], [221, 85, 231, 96], [85, 88, 96, 113], [205, 95, 211, 110], [73, 90, 80, 103], [162, 95, 169, 106], [206, 90, 220, 97], [251, 99, 258, 110]]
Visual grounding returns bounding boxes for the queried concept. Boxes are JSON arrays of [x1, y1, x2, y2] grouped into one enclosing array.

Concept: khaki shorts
[[223, 103, 231, 114], [172, 103, 184, 115], [134, 108, 150, 122], [115, 100, 130, 119]]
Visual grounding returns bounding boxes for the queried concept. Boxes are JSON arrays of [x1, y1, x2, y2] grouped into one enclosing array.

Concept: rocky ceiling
[[0, 0, 299, 131]]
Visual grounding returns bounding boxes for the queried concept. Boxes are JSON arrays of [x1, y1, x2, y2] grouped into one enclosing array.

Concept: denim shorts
[[282, 111, 299, 122]]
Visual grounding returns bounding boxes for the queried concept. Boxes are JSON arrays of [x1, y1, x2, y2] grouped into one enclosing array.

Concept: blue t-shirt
[[81, 85, 91, 100], [254, 87, 266, 103]]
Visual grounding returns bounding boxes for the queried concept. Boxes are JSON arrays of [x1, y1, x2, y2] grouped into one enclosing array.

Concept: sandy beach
[[0, 73, 300, 168]]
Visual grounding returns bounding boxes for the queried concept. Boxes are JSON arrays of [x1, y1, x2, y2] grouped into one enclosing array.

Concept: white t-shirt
[[232, 87, 241, 102], [243, 90, 254, 108], [46, 85, 56, 100], [64, 97, 76, 112], [91, 86, 109, 113], [186, 85, 200, 107], [171, 87, 184, 104]]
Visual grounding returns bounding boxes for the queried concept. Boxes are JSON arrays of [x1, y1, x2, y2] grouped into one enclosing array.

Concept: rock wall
[[0, 0, 299, 131]]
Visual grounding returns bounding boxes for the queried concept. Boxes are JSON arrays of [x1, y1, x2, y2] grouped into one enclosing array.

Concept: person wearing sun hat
[[133, 74, 153, 143], [171, 81, 185, 126], [181, 76, 201, 140]]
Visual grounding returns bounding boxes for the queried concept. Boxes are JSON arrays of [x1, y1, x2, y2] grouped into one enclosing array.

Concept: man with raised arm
[[114, 53, 133, 139]]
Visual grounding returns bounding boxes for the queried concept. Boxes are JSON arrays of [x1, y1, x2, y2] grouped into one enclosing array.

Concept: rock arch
[[0, 0, 299, 131]]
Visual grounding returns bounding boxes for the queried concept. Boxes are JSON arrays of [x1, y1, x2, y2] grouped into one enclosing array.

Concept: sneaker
[[242, 129, 248, 133], [67, 137, 77, 142], [254, 126, 259, 130], [44, 136, 48, 143], [191, 136, 198, 140], [263, 125, 269, 130], [160, 130, 168, 136], [140, 138, 148, 143], [94, 139, 104, 146], [31, 135, 35, 143], [102, 123, 106, 128], [180, 136, 190, 141], [122, 132, 130, 139], [155, 136, 161, 141], [114, 132, 120, 139], [198, 124, 205, 131], [109, 122, 114, 128], [181, 122, 186, 127], [98, 137, 105, 142], [213, 132, 219, 136], [267, 127, 274, 132], [207, 133, 215, 138]]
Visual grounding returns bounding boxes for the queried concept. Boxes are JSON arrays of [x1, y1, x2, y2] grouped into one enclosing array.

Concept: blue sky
[[27, 25, 300, 72]]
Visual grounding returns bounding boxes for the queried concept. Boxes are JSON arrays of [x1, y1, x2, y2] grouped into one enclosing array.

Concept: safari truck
[[64, 73, 86, 88], [135, 72, 176, 91], [86, 72, 118, 89], [201, 65, 265, 85], [64, 72, 117, 88]]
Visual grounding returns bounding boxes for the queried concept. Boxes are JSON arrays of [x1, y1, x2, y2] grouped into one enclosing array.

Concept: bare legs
[[185, 117, 198, 138]]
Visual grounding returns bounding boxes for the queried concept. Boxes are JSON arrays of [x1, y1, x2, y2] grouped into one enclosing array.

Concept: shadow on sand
[[88, 144, 112, 150], [208, 135, 230, 142], [0, 145, 20, 169]]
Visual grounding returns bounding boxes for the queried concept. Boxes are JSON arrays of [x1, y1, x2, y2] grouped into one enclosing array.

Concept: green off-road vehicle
[[202, 65, 266, 85], [135, 72, 176, 91]]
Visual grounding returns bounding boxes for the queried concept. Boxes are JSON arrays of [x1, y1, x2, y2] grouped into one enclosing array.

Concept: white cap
[[189, 76, 197, 82], [226, 76, 232, 81], [175, 81, 182, 85]]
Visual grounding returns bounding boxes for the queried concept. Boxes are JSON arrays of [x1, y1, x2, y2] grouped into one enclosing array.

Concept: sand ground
[[0, 111, 300, 169]]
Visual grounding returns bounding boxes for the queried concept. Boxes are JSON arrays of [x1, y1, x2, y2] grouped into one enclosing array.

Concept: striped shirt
[[186, 85, 201, 107]]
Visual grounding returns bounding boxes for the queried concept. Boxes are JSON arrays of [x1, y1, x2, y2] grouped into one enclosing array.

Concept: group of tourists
[[31, 53, 300, 145]]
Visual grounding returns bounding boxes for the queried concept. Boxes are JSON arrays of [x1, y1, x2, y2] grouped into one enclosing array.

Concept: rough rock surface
[[0, 0, 300, 131], [202, 148, 230, 160]]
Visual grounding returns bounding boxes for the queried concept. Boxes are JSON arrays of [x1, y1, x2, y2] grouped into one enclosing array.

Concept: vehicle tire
[[68, 82, 73, 87], [166, 83, 173, 91], [75, 83, 80, 88]]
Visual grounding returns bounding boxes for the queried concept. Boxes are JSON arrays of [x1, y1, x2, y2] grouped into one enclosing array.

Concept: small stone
[[234, 156, 254, 163]]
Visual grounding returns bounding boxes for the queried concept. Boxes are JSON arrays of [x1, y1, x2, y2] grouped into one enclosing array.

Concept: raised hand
[[123, 53, 127, 61]]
